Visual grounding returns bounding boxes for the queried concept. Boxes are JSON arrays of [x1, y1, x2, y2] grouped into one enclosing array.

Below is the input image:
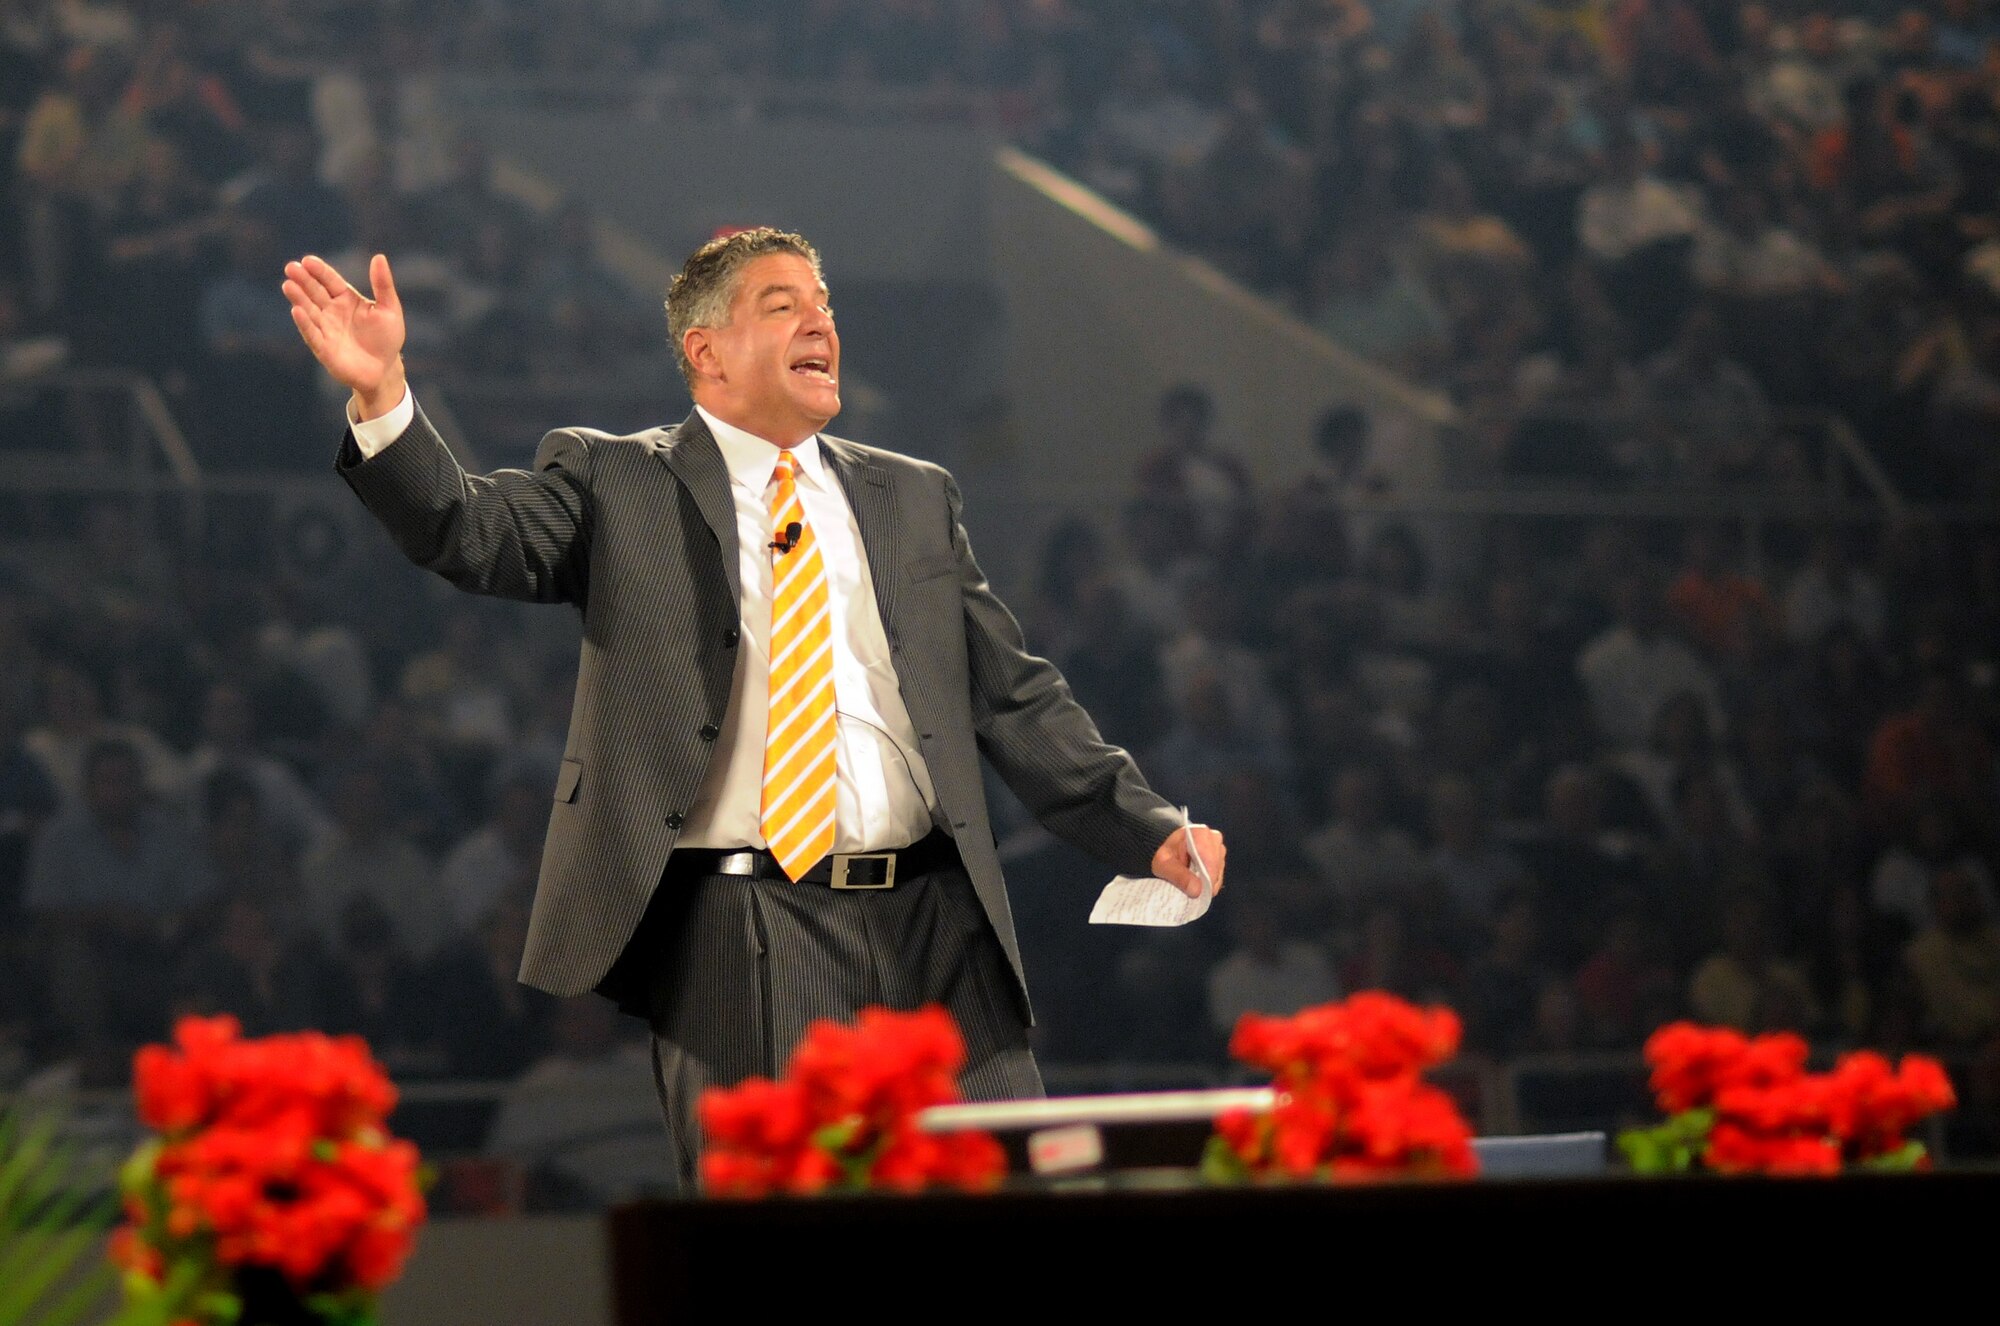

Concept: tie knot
[[773, 450, 798, 481]]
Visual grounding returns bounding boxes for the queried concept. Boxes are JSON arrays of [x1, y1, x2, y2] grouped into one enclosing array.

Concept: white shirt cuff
[[347, 385, 415, 459]]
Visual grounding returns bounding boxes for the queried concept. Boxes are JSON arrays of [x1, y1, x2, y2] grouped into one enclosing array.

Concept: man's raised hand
[[282, 253, 407, 420]]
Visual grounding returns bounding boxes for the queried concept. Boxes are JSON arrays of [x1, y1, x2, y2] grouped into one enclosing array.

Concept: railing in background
[[0, 367, 205, 541], [440, 72, 1004, 124]]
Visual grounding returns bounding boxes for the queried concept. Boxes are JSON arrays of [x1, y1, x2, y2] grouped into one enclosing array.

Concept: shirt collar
[[695, 404, 828, 494]]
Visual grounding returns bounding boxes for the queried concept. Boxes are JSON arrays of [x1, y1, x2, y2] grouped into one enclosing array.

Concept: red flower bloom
[[1631, 1022, 1956, 1176], [1706, 1122, 1840, 1175], [118, 1015, 426, 1314], [697, 1005, 1005, 1197], [1217, 992, 1479, 1182], [1642, 1021, 1751, 1113], [1824, 1051, 1957, 1162]]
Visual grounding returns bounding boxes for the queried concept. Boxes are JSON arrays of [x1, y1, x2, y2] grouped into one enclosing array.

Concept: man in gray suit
[[281, 229, 1226, 1179]]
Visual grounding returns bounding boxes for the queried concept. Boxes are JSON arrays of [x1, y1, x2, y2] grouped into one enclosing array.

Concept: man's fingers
[[1158, 862, 1203, 899], [288, 303, 325, 353], [299, 254, 354, 303], [285, 258, 340, 309], [1192, 828, 1225, 895], [369, 252, 399, 311]]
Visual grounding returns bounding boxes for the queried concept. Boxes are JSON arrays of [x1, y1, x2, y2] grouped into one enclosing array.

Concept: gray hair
[[664, 227, 824, 387]]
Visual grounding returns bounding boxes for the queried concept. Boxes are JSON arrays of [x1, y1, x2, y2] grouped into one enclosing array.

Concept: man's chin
[[796, 388, 841, 428]]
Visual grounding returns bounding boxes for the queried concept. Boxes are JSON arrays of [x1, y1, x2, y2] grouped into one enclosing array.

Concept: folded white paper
[[1088, 810, 1215, 927], [1088, 872, 1212, 926]]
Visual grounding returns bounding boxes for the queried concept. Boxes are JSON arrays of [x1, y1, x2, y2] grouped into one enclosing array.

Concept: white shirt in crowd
[[1575, 625, 1727, 749], [350, 391, 939, 854], [1783, 564, 1885, 647], [1208, 941, 1341, 1034], [1578, 175, 1704, 263]]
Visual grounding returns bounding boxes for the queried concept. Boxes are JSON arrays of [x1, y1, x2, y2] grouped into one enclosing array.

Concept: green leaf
[[307, 1289, 381, 1326], [1858, 1141, 1928, 1172], [197, 1288, 244, 1323], [0, 1113, 58, 1225], [0, 1218, 118, 1325], [0, 1105, 121, 1326], [106, 1258, 211, 1326], [1200, 1136, 1249, 1186], [1619, 1110, 1716, 1175], [32, 1260, 122, 1326], [810, 1119, 860, 1155], [119, 1139, 162, 1197], [1669, 1108, 1716, 1144]]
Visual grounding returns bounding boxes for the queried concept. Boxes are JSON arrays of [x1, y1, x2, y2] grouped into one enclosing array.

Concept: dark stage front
[[607, 1169, 1991, 1312]]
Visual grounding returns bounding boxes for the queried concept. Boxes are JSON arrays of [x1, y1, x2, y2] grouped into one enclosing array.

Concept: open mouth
[[790, 357, 835, 384]]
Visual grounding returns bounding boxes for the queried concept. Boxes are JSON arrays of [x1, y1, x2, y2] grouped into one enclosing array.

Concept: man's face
[[689, 252, 841, 446]]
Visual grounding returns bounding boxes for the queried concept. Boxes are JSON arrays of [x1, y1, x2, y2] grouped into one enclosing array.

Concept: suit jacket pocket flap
[[555, 758, 583, 803], [906, 552, 956, 583]]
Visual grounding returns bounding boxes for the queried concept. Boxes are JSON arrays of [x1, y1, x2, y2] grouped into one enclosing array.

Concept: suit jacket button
[[722, 628, 740, 648], [698, 723, 719, 741], [665, 812, 685, 830]]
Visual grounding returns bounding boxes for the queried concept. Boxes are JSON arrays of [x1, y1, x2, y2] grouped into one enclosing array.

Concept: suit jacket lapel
[[654, 411, 742, 607], [818, 434, 899, 633]]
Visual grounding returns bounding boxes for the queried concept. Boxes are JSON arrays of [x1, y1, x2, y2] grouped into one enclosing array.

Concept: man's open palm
[[282, 253, 405, 411]]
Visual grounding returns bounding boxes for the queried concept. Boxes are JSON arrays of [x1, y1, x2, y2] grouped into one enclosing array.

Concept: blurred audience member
[[1132, 384, 1253, 560], [1459, 894, 1554, 1057], [1302, 763, 1426, 907], [24, 659, 183, 809], [1688, 893, 1821, 1032], [1425, 774, 1527, 921], [1784, 529, 1885, 648], [22, 737, 208, 918], [1864, 668, 1996, 840], [1207, 895, 1340, 1036], [1871, 802, 1998, 937], [1667, 524, 1776, 660], [299, 761, 447, 962], [1575, 900, 1681, 1047], [183, 681, 333, 861], [486, 997, 677, 1205], [1576, 570, 1727, 749], [1904, 866, 2000, 1049], [440, 759, 551, 933]]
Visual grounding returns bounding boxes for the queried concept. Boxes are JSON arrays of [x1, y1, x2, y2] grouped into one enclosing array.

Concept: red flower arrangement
[[1619, 1022, 1956, 1175], [1205, 992, 1479, 1182], [112, 1016, 427, 1325], [698, 1005, 1006, 1197]]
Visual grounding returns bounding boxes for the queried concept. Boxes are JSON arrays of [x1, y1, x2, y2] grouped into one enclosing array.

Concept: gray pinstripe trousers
[[637, 850, 1044, 1188]]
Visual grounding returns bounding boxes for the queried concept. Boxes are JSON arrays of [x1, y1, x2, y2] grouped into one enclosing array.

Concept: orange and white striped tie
[[761, 449, 837, 880]]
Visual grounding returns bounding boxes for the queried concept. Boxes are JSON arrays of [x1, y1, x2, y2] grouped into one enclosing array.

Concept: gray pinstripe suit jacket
[[336, 404, 1181, 1017]]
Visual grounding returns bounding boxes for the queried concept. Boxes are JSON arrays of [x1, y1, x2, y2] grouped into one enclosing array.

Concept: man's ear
[[684, 327, 720, 382]]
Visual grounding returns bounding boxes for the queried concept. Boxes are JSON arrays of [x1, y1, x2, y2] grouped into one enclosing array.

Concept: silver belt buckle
[[829, 851, 896, 889]]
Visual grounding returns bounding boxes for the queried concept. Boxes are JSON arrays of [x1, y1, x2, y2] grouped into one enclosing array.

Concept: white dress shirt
[[350, 390, 938, 853]]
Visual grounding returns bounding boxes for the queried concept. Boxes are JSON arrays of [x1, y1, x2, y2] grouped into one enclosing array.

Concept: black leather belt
[[670, 828, 958, 889]]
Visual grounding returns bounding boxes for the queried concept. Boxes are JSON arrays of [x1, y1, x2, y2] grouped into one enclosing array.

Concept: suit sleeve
[[944, 473, 1180, 876], [334, 400, 593, 606]]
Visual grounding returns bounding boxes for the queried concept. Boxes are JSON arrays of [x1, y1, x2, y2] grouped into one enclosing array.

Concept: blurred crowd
[[13, 1, 2000, 492], [1012, 386, 1998, 1101], [0, 0, 661, 469], [0, 0, 1998, 1165]]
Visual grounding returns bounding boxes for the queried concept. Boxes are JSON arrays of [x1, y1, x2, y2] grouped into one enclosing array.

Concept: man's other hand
[[1151, 824, 1225, 899], [282, 252, 407, 420]]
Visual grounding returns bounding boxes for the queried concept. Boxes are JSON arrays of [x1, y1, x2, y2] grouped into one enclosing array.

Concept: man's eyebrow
[[755, 283, 830, 302]]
